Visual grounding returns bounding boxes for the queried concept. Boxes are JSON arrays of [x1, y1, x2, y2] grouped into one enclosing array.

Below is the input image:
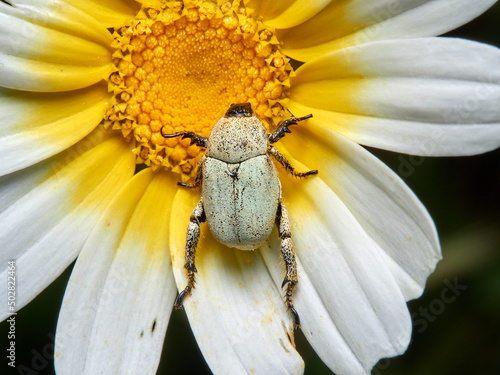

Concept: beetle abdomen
[[202, 155, 280, 250]]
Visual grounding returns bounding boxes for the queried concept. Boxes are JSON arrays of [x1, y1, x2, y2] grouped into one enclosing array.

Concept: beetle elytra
[[162, 103, 317, 328]]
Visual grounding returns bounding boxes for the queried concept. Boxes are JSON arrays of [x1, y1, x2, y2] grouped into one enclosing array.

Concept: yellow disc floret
[[104, 0, 293, 181]]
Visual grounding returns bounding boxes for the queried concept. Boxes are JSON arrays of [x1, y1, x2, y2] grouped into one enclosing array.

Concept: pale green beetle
[[162, 103, 317, 328]]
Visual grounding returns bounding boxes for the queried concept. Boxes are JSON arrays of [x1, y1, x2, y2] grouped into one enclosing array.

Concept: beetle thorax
[[206, 116, 269, 163]]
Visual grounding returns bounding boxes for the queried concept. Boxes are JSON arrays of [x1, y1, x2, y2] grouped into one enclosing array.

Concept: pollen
[[104, 0, 293, 181]]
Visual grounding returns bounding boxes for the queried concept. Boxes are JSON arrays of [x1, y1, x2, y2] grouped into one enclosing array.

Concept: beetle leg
[[160, 129, 208, 148], [269, 114, 312, 144], [269, 145, 318, 178], [276, 201, 301, 329], [177, 157, 204, 188], [175, 198, 206, 309]]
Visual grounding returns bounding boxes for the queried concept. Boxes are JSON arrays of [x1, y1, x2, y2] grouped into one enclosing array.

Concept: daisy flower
[[1, 0, 500, 374]]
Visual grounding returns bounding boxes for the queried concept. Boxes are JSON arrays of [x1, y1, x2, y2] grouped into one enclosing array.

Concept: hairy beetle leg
[[276, 201, 301, 328], [175, 198, 206, 309], [269, 145, 318, 178], [269, 114, 312, 144]]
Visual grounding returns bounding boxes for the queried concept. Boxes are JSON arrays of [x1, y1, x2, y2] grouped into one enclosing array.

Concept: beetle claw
[[304, 169, 318, 176], [178, 182, 195, 188], [281, 277, 290, 288], [160, 129, 208, 148], [160, 129, 183, 138], [290, 307, 301, 329], [174, 289, 190, 309]]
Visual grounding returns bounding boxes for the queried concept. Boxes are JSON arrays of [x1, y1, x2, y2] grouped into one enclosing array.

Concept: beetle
[[162, 103, 317, 328]]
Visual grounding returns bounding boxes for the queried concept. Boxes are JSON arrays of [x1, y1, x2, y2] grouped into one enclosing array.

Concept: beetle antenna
[[160, 129, 208, 148], [269, 114, 313, 144]]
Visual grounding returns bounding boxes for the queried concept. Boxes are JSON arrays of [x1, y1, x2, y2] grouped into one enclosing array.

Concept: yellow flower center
[[104, 0, 293, 181]]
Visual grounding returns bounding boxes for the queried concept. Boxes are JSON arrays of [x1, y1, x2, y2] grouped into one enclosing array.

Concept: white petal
[[56, 170, 177, 375], [280, 0, 497, 60], [0, 83, 110, 176], [262, 166, 412, 374], [0, 1, 112, 91], [0, 133, 135, 321], [280, 123, 441, 300], [170, 189, 304, 375], [3, 0, 112, 45], [290, 38, 500, 156]]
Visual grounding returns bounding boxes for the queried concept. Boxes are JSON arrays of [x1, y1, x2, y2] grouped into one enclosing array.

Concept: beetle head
[[225, 103, 253, 118]]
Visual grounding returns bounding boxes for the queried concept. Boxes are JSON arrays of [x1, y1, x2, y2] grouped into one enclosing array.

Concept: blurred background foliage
[[2, 2, 499, 375]]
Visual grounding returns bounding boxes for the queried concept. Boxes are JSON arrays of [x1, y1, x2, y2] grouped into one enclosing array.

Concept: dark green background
[[2, 3, 499, 375]]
